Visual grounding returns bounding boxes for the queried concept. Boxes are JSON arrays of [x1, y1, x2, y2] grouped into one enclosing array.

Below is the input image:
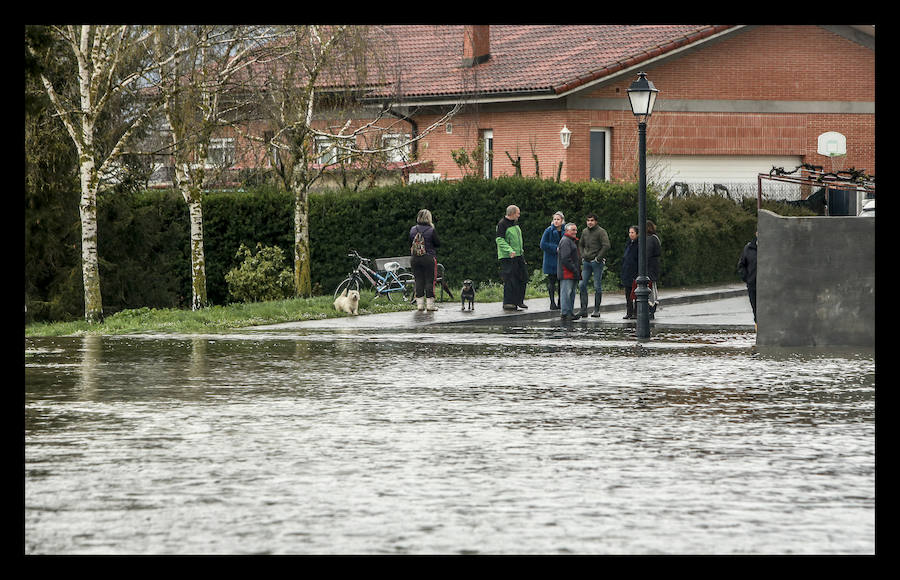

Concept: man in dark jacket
[[738, 231, 758, 326], [557, 222, 582, 321], [578, 213, 611, 317]]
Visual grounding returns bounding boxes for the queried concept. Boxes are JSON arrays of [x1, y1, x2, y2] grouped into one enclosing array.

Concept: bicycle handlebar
[[347, 250, 371, 264]]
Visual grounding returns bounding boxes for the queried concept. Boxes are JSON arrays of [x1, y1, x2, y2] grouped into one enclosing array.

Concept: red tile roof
[[370, 25, 734, 101]]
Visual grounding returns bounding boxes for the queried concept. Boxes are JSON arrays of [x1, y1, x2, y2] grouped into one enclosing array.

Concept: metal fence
[[757, 164, 875, 216], [654, 164, 875, 216]]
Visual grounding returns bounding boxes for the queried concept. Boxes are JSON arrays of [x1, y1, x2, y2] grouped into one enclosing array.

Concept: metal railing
[[757, 164, 875, 215]]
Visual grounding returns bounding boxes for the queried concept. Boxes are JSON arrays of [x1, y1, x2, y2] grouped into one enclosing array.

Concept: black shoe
[[503, 304, 518, 311], [560, 313, 572, 321], [517, 303, 528, 309], [591, 310, 601, 318], [571, 312, 582, 320], [550, 302, 560, 310]]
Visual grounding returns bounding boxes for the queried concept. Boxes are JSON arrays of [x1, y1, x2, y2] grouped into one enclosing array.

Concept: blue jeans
[[579, 259, 605, 310], [559, 278, 577, 316]]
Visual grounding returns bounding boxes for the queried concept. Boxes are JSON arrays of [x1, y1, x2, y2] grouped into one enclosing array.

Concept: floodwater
[[24, 323, 875, 555]]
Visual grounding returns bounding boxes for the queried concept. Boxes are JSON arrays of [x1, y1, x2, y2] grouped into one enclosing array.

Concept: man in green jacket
[[496, 205, 527, 310], [578, 213, 611, 317]]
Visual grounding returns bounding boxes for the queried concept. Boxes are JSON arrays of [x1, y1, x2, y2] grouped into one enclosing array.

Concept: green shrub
[[657, 195, 756, 287], [225, 243, 294, 303]]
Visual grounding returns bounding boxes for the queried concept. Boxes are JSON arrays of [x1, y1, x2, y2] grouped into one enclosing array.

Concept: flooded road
[[24, 324, 875, 554]]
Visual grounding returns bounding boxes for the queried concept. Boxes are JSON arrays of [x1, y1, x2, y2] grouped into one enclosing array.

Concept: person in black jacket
[[620, 226, 639, 319], [738, 230, 758, 326], [410, 209, 441, 311]]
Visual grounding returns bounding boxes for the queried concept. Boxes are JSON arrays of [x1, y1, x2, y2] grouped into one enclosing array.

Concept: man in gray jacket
[[557, 222, 582, 321], [578, 213, 611, 317]]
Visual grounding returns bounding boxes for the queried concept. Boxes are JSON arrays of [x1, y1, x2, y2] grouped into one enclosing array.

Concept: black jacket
[[738, 238, 757, 286], [556, 234, 581, 280], [621, 237, 639, 286], [646, 234, 661, 281]]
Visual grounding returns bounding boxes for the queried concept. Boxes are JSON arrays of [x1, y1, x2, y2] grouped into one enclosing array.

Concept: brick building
[[377, 25, 874, 196], [192, 25, 874, 198]]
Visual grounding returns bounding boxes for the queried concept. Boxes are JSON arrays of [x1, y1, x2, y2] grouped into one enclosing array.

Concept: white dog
[[333, 288, 360, 315]]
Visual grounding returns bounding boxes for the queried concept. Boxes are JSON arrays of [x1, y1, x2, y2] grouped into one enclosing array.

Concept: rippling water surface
[[25, 324, 875, 554]]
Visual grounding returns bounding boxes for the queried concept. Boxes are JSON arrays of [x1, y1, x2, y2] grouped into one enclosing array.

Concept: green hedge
[[658, 195, 756, 287], [311, 177, 657, 294], [26, 178, 779, 322]]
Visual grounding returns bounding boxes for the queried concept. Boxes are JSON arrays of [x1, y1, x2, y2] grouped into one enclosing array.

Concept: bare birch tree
[[151, 25, 276, 310], [27, 25, 160, 323], [246, 25, 459, 297]]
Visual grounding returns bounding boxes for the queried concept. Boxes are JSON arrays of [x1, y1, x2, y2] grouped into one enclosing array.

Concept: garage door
[[647, 154, 802, 196]]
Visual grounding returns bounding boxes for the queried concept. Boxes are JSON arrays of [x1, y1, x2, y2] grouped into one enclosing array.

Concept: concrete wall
[[757, 209, 874, 347]]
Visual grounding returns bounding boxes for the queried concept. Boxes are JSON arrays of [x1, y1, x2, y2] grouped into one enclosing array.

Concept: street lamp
[[627, 72, 659, 340]]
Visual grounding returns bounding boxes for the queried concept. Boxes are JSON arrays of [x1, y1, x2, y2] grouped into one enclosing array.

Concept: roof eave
[[371, 88, 559, 108]]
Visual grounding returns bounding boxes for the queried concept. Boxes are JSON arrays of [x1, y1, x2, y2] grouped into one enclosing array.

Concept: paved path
[[249, 283, 755, 332]]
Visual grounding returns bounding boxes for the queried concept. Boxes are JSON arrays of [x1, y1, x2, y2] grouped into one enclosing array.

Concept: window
[[207, 137, 235, 168], [481, 129, 493, 179], [590, 129, 610, 182], [382, 133, 411, 163], [315, 135, 353, 165]]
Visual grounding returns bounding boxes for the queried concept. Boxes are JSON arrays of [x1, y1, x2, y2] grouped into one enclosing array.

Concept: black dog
[[460, 279, 475, 311]]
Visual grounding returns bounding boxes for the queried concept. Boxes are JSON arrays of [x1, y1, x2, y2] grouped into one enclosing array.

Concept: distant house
[[170, 25, 874, 198]]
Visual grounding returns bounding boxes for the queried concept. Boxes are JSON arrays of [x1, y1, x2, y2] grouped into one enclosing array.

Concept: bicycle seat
[[383, 261, 401, 273]]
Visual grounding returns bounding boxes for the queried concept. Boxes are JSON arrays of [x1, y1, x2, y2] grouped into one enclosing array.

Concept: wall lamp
[[560, 125, 572, 149]]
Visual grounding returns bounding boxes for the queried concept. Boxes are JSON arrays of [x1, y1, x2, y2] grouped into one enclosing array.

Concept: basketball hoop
[[817, 131, 847, 157]]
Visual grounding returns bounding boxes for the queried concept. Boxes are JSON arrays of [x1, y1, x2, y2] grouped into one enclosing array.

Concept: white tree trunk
[[77, 73, 103, 324], [186, 192, 208, 310], [79, 163, 103, 324], [173, 154, 209, 311], [293, 186, 311, 297]]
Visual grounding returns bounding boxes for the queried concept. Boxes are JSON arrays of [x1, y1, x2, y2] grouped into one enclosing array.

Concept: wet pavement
[[250, 283, 755, 332]]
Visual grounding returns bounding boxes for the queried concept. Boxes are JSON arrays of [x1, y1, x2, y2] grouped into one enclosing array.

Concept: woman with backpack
[[409, 209, 441, 311]]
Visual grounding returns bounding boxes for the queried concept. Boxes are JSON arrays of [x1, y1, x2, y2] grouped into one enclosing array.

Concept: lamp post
[[627, 72, 659, 340]]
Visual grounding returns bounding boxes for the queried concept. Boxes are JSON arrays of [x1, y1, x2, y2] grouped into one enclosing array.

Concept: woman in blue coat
[[540, 211, 565, 310]]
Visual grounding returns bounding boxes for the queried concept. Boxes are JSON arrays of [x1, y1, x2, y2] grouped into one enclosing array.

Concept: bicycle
[[334, 249, 415, 302]]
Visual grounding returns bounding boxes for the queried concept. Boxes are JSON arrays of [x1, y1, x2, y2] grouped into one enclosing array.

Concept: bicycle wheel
[[375, 273, 414, 302], [334, 277, 360, 300]]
